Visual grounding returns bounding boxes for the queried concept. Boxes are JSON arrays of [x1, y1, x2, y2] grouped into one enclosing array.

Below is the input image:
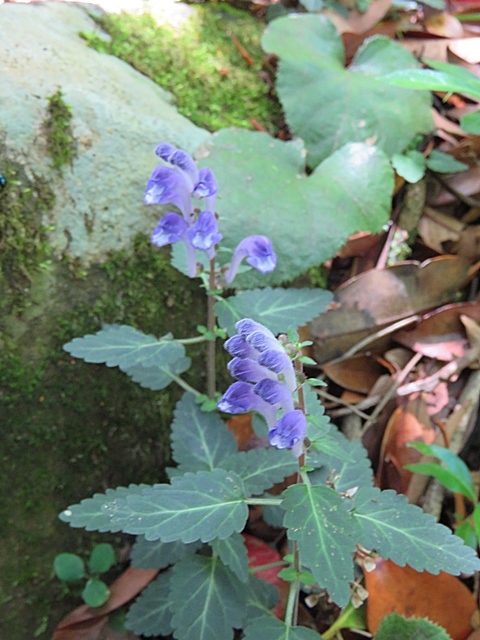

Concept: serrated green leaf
[[53, 553, 85, 581], [220, 448, 298, 496], [125, 570, 173, 637], [455, 519, 478, 550], [461, 110, 480, 135], [426, 150, 468, 174], [210, 532, 249, 583], [375, 612, 452, 640], [59, 484, 151, 532], [352, 487, 480, 575], [111, 470, 249, 543], [245, 575, 280, 620], [262, 503, 286, 529], [63, 325, 191, 391], [382, 62, 480, 100], [262, 17, 432, 168], [199, 130, 393, 287], [170, 555, 247, 640], [244, 616, 323, 640], [82, 578, 110, 608], [311, 435, 355, 462], [392, 150, 426, 183], [282, 483, 356, 606], [171, 393, 238, 472], [307, 430, 374, 492], [406, 442, 476, 502], [130, 536, 201, 569], [214, 288, 333, 336], [88, 543, 115, 574]]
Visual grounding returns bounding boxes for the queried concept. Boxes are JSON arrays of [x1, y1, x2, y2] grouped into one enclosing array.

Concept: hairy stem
[[206, 258, 217, 398]]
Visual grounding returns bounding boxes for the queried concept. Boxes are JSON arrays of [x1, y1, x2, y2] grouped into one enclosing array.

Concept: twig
[[341, 315, 420, 360], [232, 35, 254, 66], [314, 388, 371, 421]]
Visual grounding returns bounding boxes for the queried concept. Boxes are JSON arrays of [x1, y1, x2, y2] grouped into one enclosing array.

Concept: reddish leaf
[[365, 558, 477, 639], [55, 568, 159, 631], [51, 616, 109, 640], [243, 533, 287, 618], [395, 302, 480, 361]]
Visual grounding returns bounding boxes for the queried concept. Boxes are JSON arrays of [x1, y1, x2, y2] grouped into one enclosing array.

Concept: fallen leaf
[[323, 355, 386, 394], [425, 13, 464, 38], [428, 167, 480, 206], [51, 617, 109, 640], [417, 207, 464, 253], [344, 0, 393, 33], [365, 558, 477, 639], [394, 302, 480, 361], [433, 109, 467, 136], [308, 256, 471, 364]]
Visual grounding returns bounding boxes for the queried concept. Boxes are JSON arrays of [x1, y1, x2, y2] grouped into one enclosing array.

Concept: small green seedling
[[53, 542, 116, 607], [407, 442, 480, 549]]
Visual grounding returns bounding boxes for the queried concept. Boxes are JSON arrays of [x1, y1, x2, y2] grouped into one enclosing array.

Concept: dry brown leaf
[[308, 256, 471, 364], [428, 167, 480, 206], [51, 617, 109, 640], [418, 207, 464, 253], [323, 355, 386, 394], [425, 13, 464, 38], [343, 0, 392, 33], [394, 302, 480, 361], [454, 226, 480, 261], [365, 558, 477, 639], [433, 108, 467, 136]]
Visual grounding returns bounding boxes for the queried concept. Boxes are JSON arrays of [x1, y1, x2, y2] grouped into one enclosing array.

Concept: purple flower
[[224, 335, 259, 360], [269, 410, 306, 451], [254, 379, 294, 413], [247, 331, 282, 354], [258, 349, 296, 392], [170, 149, 198, 189], [235, 319, 276, 341], [228, 357, 276, 384], [144, 165, 191, 218], [155, 142, 177, 163], [217, 381, 276, 428], [193, 168, 218, 212], [151, 213, 188, 247], [186, 210, 223, 257], [224, 236, 277, 284]]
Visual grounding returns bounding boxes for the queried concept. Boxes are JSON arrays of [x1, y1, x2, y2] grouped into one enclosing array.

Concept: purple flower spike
[[170, 149, 199, 189], [269, 410, 306, 451], [155, 142, 177, 163], [217, 381, 276, 428], [224, 335, 259, 360], [228, 357, 276, 384], [235, 319, 276, 341], [151, 213, 188, 247], [224, 236, 277, 284], [193, 168, 218, 212], [187, 210, 223, 254], [254, 379, 294, 413], [144, 165, 191, 218], [247, 331, 282, 354], [258, 349, 296, 392]]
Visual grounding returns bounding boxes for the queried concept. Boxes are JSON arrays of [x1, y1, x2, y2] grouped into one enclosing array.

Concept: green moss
[[81, 3, 281, 132], [43, 89, 76, 171], [0, 147, 55, 315]]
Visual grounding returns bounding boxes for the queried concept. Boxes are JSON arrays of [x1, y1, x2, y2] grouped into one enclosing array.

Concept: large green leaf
[[170, 555, 247, 640], [59, 484, 151, 532], [244, 616, 323, 640], [245, 576, 280, 620], [215, 288, 333, 336], [111, 469, 249, 543], [352, 487, 480, 575], [210, 532, 249, 583], [63, 325, 190, 390], [130, 536, 201, 570], [171, 393, 238, 472], [220, 448, 298, 496], [125, 570, 174, 637], [262, 15, 432, 168], [375, 612, 452, 640], [200, 129, 393, 287], [282, 483, 356, 606]]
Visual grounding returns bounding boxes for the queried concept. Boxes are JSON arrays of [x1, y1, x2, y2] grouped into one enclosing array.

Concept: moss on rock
[[43, 88, 77, 172]]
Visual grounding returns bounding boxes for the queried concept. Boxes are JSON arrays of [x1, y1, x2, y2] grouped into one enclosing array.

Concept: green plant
[[43, 88, 76, 171], [53, 543, 116, 607]]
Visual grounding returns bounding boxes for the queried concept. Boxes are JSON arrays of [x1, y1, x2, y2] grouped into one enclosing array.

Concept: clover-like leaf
[[171, 393, 238, 472], [353, 487, 480, 575], [282, 483, 357, 606], [215, 287, 333, 336], [262, 15, 432, 168], [210, 532, 249, 583], [220, 448, 298, 496], [199, 130, 393, 287], [375, 612, 452, 640], [125, 570, 174, 637], [170, 555, 247, 640], [111, 469, 248, 543]]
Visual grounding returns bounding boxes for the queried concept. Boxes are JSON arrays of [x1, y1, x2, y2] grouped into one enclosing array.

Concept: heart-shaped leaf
[[200, 129, 393, 287], [262, 15, 432, 168]]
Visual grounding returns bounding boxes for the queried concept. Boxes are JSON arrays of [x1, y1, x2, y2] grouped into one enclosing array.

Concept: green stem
[[322, 602, 366, 640], [177, 335, 209, 345], [206, 258, 216, 398], [249, 560, 287, 574], [284, 567, 301, 629], [246, 497, 283, 506], [169, 374, 201, 397]]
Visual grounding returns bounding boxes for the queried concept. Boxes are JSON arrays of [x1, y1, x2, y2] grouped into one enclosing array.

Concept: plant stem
[[246, 497, 283, 506], [177, 335, 209, 345], [170, 374, 201, 397], [206, 258, 216, 398]]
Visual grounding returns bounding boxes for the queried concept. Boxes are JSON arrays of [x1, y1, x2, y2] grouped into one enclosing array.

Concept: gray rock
[[0, 1, 211, 264]]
